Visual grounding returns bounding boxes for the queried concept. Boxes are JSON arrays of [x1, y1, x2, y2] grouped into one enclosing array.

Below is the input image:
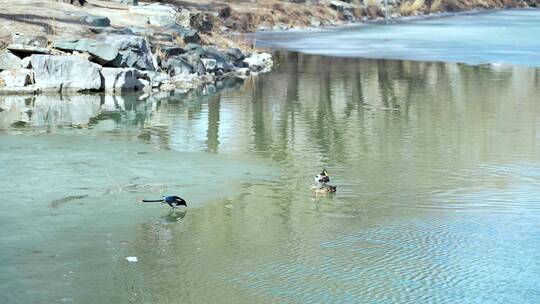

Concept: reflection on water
[[1, 53, 540, 303]]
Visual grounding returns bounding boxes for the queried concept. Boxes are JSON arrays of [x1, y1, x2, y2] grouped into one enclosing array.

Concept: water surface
[[1, 53, 539, 303]]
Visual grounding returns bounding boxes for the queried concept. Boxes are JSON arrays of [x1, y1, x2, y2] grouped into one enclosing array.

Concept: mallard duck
[[142, 196, 187, 208], [312, 169, 337, 194]]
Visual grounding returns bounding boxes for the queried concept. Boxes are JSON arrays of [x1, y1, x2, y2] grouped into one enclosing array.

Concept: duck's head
[[315, 169, 330, 183]]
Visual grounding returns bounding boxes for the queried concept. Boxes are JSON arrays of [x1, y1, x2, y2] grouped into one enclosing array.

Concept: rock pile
[[0, 3, 273, 95]]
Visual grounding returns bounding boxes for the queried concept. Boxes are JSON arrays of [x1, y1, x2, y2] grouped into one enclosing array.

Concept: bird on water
[[142, 196, 187, 208], [312, 169, 337, 194]]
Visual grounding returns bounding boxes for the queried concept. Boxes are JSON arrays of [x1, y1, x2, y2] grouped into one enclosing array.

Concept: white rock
[[201, 58, 217, 71], [243, 52, 273, 73], [0, 69, 33, 87], [0, 51, 22, 71], [30, 55, 102, 92], [129, 3, 179, 27], [101, 67, 139, 93], [21, 57, 32, 69]]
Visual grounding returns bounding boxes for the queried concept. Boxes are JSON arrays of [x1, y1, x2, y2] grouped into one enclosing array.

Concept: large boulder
[[101, 35, 157, 71], [30, 55, 102, 92], [53, 38, 119, 65], [129, 3, 182, 27], [0, 51, 22, 71], [101, 68, 140, 93]]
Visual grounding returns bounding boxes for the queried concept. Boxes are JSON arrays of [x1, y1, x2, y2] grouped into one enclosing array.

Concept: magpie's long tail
[[142, 199, 163, 203]]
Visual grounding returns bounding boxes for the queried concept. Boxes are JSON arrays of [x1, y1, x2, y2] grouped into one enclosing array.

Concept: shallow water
[[256, 9, 540, 66], [1, 53, 540, 303]]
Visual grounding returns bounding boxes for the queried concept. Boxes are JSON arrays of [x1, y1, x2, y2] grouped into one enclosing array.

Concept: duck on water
[[312, 169, 337, 194]]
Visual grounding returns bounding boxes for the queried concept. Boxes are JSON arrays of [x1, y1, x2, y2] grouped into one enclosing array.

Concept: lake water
[[256, 9, 540, 67], [2, 10, 540, 304]]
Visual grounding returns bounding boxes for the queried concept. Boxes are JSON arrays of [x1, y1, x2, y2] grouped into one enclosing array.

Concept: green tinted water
[[2, 54, 540, 303]]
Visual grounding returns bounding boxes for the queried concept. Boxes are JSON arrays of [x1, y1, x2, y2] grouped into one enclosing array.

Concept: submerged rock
[[101, 68, 140, 93], [0, 51, 22, 71], [31, 55, 102, 92], [53, 38, 119, 65]]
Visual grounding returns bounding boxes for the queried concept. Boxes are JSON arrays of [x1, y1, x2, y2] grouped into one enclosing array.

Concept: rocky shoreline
[[0, 2, 273, 96]]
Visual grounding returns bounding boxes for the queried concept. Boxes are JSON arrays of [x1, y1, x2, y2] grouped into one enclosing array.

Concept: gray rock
[[179, 53, 205, 75], [201, 47, 234, 72], [0, 69, 33, 87], [85, 15, 111, 27], [101, 68, 140, 93], [184, 43, 203, 52], [163, 57, 193, 76], [0, 51, 22, 71], [129, 3, 179, 27], [53, 38, 119, 65], [342, 10, 356, 22], [201, 58, 217, 71], [165, 25, 199, 44], [160, 46, 185, 59], [328, 0, 356, 12], [31, 55, 102, 92], [11, 33, 47, 48], [102, 35, 157, 71], [226, 48, 245, 62], [225, 48, 246, 67]]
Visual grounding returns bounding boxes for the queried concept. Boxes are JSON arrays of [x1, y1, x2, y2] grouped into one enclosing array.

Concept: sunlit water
[[2, 13, 540, 304], [256, 9, 540, 66]]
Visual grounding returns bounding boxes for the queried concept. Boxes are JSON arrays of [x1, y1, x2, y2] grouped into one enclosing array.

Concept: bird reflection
[[161, 210, 187, 223]]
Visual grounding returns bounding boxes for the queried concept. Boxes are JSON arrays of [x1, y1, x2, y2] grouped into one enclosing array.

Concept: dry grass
[[400, 0, 425, 16], [430, 0, 443, 12]]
